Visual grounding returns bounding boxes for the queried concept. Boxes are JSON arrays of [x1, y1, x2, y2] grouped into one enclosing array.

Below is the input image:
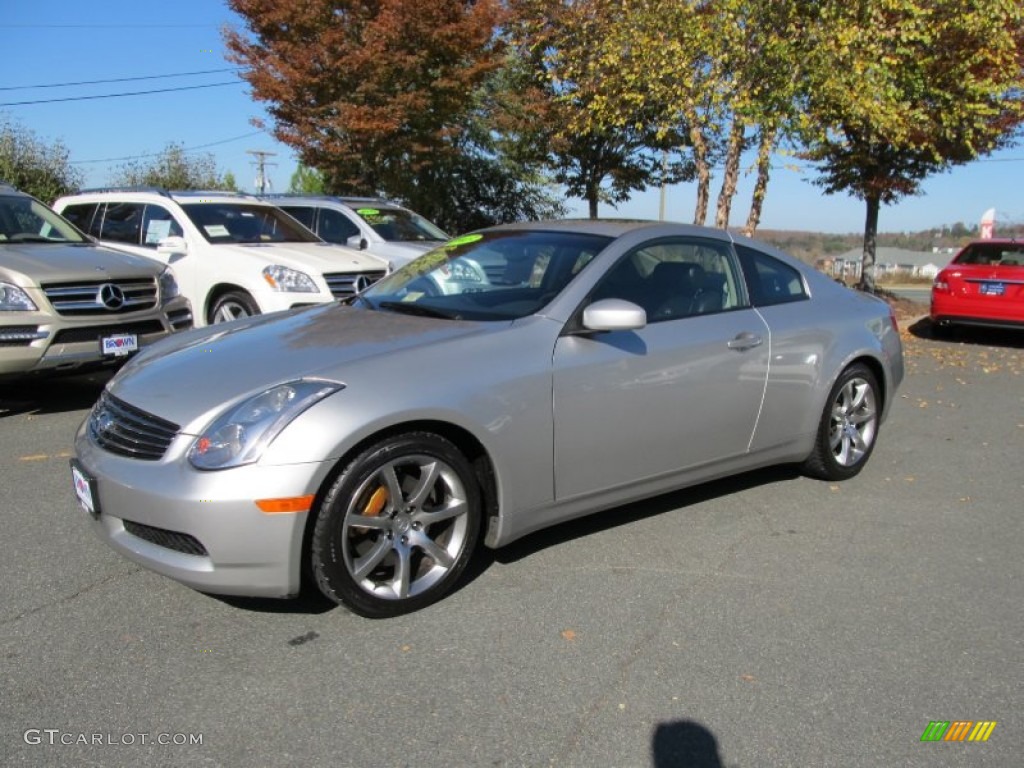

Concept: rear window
[[736, 244, 808, 306], [953, 243, 1024, 266]]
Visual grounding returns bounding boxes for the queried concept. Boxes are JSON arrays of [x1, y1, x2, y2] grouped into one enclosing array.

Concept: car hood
[[108, 303, 491, 430], [0, 242, 161, 285], [219, 241, 389, 274]]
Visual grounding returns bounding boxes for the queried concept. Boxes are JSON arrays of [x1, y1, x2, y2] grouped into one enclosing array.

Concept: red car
[[931, 240, 1024, 333]]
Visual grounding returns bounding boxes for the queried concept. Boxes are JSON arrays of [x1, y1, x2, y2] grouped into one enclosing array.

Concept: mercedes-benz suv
[[54, 189, 389, 326], [1, 183, 192, 378]]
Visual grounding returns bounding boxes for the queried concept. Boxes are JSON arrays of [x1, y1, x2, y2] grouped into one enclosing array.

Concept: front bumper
[[0, 297, 193, 377], [73, 420, 336, 598]]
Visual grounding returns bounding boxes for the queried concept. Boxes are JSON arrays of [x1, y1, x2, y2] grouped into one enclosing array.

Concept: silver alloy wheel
[[828, 376, 878, 467], [341, 454, 470, 600], [213, 300, 252, 323]]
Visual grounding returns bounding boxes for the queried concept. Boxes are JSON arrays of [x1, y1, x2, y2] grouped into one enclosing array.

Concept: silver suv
[[0, 184, 192, 378], [54, 189, 389, 326], [267, 196, 448, 268]]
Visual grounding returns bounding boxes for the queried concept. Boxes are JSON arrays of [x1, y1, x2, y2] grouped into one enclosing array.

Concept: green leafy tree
[[510, 0, 691, 218], [288, 163, 326, 194], [108, 143, 234, 190], [0, 117, 83, 203], [796, 0, 1024, 289]]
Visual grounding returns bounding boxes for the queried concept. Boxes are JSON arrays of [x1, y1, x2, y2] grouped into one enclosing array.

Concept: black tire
[[311, 432, 481, 618], [209, 290, 259, 324], [802, 363, 881, 481]]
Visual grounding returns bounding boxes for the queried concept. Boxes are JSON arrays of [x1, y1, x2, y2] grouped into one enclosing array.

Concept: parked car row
[[1, 183, 454, 378]]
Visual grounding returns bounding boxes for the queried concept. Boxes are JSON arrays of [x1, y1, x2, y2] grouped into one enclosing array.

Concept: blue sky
[[3, 0, 1022, 235]]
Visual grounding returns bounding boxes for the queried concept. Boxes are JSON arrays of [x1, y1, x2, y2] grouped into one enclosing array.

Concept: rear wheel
[[311, 433, 481, 618], [209, 290, 258, 324], [802, 363, 880, 481]]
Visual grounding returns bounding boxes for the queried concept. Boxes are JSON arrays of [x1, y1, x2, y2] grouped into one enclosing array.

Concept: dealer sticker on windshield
[[101, 333, 138, 357]]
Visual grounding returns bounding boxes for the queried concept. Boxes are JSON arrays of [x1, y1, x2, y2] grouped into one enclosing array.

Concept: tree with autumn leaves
[[227, 0, 1023, 282]]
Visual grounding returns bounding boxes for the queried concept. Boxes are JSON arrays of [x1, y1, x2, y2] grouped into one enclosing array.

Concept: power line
[[0, 81, 242, 107], [4, 23, 219, 29], [0, 68, 242, 92], [71, 131, 267, 165]]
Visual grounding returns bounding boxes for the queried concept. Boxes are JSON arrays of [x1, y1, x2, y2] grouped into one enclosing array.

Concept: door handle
[[727, 332, 763, 351]]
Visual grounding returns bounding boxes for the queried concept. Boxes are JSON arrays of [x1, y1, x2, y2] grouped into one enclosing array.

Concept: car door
[[551, 237, 770, 500]]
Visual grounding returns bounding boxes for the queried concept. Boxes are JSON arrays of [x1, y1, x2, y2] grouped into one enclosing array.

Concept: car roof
[[486, 218, 730, 240], [58, 188, 272, 205], [265, 195, 404, 210]]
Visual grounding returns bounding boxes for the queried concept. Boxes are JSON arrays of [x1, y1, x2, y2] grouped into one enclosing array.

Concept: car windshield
[[954, 242, 1024, 266], [361, 230, 611, 321], [0, 194, 87, 244], [180, 203, 322, 244], [353, 206, 448, 242]]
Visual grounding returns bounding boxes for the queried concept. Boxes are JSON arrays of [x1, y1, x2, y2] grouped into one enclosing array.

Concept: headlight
[[158, 268, 179, 301], [262, 265, 318, 293], [0, 282, 38, 311], [188, 380, 342, 470]]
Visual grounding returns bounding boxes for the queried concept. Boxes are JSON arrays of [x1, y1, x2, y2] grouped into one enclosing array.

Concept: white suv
[[54, 189, 389, 326], [266, 196, 448, 268]]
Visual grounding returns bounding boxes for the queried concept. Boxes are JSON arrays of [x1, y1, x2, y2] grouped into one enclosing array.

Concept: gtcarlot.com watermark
[[24, 729, 203, 746]]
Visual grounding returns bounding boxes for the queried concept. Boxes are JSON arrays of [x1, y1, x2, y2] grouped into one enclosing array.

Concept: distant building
[[817, 248, 945, 281]]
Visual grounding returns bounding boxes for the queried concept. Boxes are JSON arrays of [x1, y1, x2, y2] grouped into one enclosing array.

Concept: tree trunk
[[587, 185, 599, 219], [686, 107, 711, 225], [714, 118, 745, 229], [860, 194, 880, 291], [742, 126, 777, 237]]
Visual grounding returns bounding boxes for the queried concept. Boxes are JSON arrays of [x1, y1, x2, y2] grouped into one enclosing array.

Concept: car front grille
[[123, 520, 208, 556], [52, 320, 166, 345], [42, 278, 158, 316], [88, 391, 180, 461], [322, 270, 386, 299]]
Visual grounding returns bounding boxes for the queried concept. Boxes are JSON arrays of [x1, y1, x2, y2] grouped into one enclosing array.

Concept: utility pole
[[247, 150, 277, 195]]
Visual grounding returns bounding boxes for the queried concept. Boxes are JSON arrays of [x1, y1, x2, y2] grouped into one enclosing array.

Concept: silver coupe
[[71, 221, 904, 617]]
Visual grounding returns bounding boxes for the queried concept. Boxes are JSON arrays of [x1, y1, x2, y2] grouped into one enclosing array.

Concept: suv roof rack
[[77, 186, 173, 197], [169, 189, 259, 199], [262, 193, 400, 207]]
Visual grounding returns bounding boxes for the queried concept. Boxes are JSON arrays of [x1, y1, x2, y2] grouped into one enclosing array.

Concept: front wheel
[[209, 290, 259, 324], [802, 363, 881, 481], [311, 433, 481, 618]]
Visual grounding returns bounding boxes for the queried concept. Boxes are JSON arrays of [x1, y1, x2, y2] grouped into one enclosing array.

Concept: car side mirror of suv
[[347, 235, 368, 251], [157, 236, 188, 261]]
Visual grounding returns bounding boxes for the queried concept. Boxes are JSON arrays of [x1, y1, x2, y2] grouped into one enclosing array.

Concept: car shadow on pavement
[[210, 589, 337, 616], [0, 370, 112, 418], [475, 464, 801, 573], [908, 316, 1024, 348]]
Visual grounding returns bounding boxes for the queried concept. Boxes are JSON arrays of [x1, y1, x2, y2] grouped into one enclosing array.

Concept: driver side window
[[592, 238, 744, 322]]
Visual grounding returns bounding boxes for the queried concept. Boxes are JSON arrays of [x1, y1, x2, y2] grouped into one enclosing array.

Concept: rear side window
[[736, 244, 808, 307], [60, 203, 101, 236], [99, 202, 145, 245], [279, 205, 315, 230]]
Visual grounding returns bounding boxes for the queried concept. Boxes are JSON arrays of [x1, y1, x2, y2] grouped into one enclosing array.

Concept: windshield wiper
[[377, 301, 459, 320]]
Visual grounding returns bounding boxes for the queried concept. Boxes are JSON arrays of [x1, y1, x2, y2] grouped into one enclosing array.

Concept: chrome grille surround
[[88, 391, 180, 460], [322, 270, 386, 299], [42, 278, 159, 316]]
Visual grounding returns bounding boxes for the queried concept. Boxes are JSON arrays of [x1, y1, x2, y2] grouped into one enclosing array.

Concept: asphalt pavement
[[1, 324, 1021, 767]]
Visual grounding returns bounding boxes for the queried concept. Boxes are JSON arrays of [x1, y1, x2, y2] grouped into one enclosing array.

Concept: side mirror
[[581, 299, 647, 332], [157, 236, 188, 258], [347, 235, 369, 251]]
